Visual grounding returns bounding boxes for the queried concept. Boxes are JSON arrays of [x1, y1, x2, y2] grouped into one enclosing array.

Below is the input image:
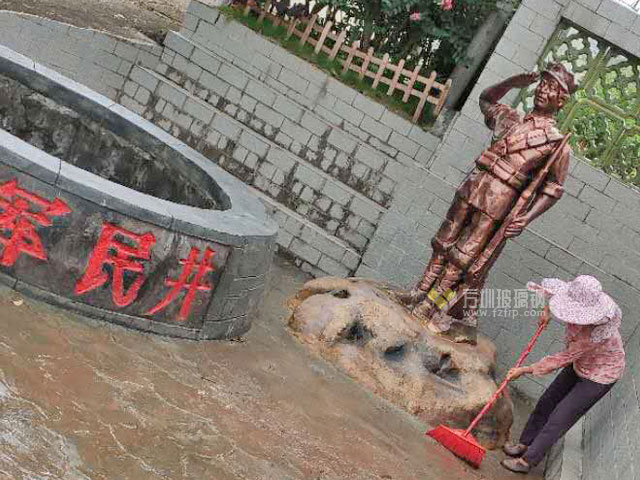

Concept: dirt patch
[[0, 0, 189, 42]]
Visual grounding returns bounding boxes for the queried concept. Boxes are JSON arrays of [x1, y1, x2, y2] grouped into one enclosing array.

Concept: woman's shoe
[[503, 442, 528, 457], [501, 457, 531, 474]]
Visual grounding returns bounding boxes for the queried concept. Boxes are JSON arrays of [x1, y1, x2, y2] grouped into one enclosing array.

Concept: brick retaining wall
[[118, 1, 443, 279]]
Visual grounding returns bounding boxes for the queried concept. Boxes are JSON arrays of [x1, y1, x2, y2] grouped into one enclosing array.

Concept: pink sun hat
[[527, 275, 621, 342]]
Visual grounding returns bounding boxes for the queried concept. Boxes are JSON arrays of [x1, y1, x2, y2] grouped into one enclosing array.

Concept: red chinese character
[[146, 246, 215, 321], [0, 179, 71, 267], [75, 222, 155, 307]]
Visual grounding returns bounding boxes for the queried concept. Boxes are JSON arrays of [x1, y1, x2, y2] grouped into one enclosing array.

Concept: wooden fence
[[241, 4, 452, 123]]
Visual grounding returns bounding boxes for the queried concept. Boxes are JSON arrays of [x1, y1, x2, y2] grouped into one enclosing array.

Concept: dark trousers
[[520, 366, 614, 466]]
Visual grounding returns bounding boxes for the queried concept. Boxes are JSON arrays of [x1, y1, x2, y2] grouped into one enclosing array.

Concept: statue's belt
[[476, 151, 528, 190]]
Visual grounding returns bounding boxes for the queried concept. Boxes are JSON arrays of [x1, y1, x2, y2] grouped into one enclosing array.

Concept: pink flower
[[409, 11, 421, 21], [440, 0, 454, 10]]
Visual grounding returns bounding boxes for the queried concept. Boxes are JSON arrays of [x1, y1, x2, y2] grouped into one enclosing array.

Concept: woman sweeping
[[501, 275, 625, 474]]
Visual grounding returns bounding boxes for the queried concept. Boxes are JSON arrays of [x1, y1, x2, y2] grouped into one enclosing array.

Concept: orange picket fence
[[242, 4, 452, 122]]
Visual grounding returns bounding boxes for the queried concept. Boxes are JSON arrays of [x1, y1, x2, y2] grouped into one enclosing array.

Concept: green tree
[[313, 0, 506, 76]]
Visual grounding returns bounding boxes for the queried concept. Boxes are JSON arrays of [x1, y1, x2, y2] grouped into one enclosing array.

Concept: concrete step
[[139, 64, 386, 220], [158, 31, 406, 210], [175, 2, 442, 175], [255, 191, 361, 277], [121, 65, 366, 275]]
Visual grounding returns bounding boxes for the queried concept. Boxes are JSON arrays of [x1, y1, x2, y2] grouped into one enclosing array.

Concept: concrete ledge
[[544, 418, 583, 480]]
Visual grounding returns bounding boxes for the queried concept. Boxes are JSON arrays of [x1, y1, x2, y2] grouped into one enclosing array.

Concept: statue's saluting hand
[[506, 72, 540, 89]]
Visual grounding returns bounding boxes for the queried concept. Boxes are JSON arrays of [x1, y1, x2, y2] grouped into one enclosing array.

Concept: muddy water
[[0, 256, 539, 479]]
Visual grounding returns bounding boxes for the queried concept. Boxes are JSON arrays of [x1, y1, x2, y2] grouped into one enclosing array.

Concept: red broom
[[427, 315, 548, 468]]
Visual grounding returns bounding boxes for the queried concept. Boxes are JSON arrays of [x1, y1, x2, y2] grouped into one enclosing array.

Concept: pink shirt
[[529, 323, 625, 384]]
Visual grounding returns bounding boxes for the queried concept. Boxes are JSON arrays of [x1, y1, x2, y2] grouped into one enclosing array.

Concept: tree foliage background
[[304, 0, 508, 77]]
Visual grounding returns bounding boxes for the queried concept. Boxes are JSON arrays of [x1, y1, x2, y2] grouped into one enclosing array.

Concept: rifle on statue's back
[[434, 133, 571, 316]]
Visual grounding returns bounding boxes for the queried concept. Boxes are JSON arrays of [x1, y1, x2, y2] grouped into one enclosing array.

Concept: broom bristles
[[426, 425, 486, 468]]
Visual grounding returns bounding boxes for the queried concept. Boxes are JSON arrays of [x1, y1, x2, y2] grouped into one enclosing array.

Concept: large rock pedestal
[[288, 277, 513, 449]]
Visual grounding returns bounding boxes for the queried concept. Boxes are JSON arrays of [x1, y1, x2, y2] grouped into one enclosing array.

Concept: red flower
[[440, 0, 454, 10]]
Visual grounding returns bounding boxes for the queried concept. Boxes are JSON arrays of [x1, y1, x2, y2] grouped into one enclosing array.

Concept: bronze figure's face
[[533, 73, 567, 114]]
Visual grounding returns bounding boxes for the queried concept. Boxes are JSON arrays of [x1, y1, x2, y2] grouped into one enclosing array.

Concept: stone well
[[0, 45, 277, 339]]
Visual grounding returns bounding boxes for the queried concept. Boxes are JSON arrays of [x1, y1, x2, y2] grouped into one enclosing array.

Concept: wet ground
[[0, 255, 543, 479]]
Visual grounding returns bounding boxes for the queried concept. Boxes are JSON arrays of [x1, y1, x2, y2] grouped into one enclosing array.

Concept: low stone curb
[[545, 418, 583, 480]]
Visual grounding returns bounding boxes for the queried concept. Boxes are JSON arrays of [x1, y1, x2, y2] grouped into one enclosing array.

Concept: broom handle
[[463, 319, 547, 437]]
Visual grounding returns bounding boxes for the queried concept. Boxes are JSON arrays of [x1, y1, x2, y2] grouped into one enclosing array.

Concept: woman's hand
[[507, 366, 533, 381]]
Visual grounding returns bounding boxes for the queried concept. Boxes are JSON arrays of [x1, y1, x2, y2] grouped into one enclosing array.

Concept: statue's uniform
[[418, 103, 571, 326]]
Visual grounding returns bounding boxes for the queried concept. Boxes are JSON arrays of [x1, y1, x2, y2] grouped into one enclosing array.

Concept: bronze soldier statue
[[400, 63, 576, 344]]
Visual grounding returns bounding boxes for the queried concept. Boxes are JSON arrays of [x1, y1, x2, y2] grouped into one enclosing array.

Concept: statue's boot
[[438, 322, 477, 345], [392, 288, 427, 306], [414, 301, 478, 345], [417, 253, 446, 293], [412, 300, 437, 326], [393, 254, 446, 307], [413, 264, 478, 344]]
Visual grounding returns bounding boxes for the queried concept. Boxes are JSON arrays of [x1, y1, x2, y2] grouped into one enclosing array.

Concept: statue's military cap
[[542, 62, 576, 94]]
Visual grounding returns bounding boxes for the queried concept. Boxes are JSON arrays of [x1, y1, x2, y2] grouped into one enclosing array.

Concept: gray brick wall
[[123, 63, 370, 274], [171, 13, 442, 210], [117, 0, 444, 278], [0, 11, 162, 100]]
